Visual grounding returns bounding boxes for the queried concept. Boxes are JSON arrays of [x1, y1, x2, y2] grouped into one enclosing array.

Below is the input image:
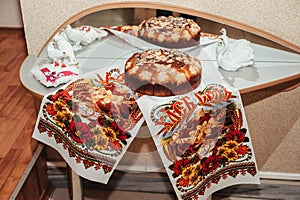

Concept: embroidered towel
[[137, 84, 260, 199], [32, 69, 144, 184]]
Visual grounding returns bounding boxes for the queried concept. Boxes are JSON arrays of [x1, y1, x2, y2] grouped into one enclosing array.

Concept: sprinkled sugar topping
[[141, 16, 200, 33], [134, 49, 197, 67]]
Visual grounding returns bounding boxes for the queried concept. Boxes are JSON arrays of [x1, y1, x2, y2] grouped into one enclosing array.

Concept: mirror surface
[[33, 7, 299, 92]]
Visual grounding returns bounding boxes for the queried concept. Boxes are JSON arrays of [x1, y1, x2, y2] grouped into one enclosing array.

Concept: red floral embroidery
[[46, 104, 57, 116], [67, 121, 93, 144], [172, 158, 190, 176], [102, 165, 112, 174], [201, 155, 221, 174], [237, 145, 248, 155], [226, 129, 245, 143], [51, 89, 72, 103], [162, 90, 257, 198], [178, 177, 189, 187], [83, 159, 95, 169], [40, 73, 142, 176]]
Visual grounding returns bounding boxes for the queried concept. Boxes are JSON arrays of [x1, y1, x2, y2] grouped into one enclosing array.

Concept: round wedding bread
[[124, 49, 202, 96], [138, 16, 201, 48]]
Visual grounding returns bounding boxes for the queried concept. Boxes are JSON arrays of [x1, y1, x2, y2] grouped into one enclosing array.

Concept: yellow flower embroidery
[[222, 149, 239, 161], [223, 140, 239, 151], [189, 170, 202, 186], [102, 127, 117, 141], [90, 126, 102, 135], [54, 111, 67, 128], [216, 146, 227, 156], [182, 166, 193, 180], [93, 134, 108, 151], [63, 110, 73, 123], [53, 101, 67, 112]]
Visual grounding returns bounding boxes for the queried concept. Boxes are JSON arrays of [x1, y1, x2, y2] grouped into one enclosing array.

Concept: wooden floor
[[0, 29, 38, 199], [47, 168, 300, 200], [0, 17, 299, 199]]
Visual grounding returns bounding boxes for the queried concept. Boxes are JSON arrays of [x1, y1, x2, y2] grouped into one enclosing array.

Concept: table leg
[[33, 96, 42, 113], [67, 166, 83, 200], [66, 165, 212, 200]]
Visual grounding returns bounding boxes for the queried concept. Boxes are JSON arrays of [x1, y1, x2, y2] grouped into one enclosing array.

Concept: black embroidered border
[[181, 162, 257, 199], [38, 117, 116, 167]]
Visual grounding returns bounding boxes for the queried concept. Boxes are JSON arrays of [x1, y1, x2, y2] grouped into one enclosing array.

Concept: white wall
[[0, 0, 23, 28], [20, 0, 300, 55]]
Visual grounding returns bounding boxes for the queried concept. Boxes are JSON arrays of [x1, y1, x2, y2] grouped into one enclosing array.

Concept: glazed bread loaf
[[138, 16, 201, 48], [124, 49, 202, 96]]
